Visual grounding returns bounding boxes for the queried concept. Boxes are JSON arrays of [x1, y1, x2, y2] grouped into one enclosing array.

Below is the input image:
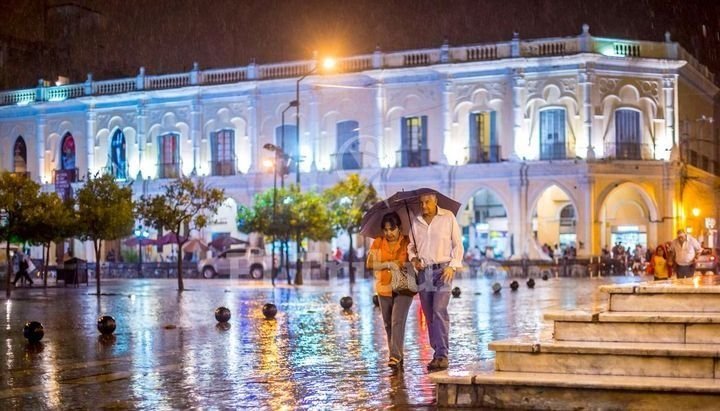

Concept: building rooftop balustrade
[[0, 26, 713, 108]]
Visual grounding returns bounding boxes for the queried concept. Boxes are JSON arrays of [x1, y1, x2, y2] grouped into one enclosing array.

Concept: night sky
[[0, 0, 718, 89]]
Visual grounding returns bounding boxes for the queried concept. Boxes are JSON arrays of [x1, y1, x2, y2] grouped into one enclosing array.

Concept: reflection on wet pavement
[[0, 276, 639, 409]]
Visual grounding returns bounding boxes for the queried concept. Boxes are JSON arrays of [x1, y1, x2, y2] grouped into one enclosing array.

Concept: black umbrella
[[359, 188, 461, 239]]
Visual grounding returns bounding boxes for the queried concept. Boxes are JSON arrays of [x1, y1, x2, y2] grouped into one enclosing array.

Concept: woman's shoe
[[387, 357, 402, 368]]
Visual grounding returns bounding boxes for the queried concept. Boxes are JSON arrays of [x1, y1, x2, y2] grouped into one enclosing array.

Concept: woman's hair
[[380, 211, 402, 230], [655, 246, 667, 257]]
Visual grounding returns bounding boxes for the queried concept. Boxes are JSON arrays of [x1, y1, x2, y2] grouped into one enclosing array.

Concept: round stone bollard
[[510, 280, 519, 291], [262, 303, 278, 319], [372, 294, 379, 307], [526, 278, 536, 288], [451, 287, 461, 298], [214, 307, 231, 323], [542, 273, 549, 281], [492, 282, 502, 294], [23, 321, 44, 343], [340, 296, 353, 310], [97, 315, 117, 335]]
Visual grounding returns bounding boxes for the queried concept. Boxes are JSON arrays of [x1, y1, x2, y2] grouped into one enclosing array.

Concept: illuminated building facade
[[0, 25, 717, 261]]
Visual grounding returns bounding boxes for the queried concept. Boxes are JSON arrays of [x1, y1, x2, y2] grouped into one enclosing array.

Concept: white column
[[86, 109, 97, 177], [136, 104, 146, 179], [509, 174, 524, 257], [511, 69, 525, 160], [663, 76, 676, 147], [247, 90, 258, 172], [309, 90, 320, 171], [441, 79, 453, 165], [579, 67, 595, 159], [190, 97, 201, 175], [36, 116, 46, 184], [374, 82, 386, 167], [576, 175, 594, 256]]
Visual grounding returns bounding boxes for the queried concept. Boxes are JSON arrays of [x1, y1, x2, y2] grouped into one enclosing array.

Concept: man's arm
[[449, 216, 464, 269]]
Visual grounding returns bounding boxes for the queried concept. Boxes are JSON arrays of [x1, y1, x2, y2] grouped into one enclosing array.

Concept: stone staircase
[[430, 277, 720, 409]]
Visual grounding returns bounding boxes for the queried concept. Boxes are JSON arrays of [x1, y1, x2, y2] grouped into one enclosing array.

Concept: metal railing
[[396, 149, 430, 168], [330, 151, 364, 170], [467, 145, 501, 163], [540, 143, 572, 160], [157, 162, 181, 179], [209, 159, 237, 176], [606, 142, 645, 160]]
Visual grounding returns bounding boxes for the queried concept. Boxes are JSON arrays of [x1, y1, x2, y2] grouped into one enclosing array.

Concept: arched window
[[614, 109, 642, 160], [61, 132, 76, 171], [539, 108, 567, 160], [468, 111, 499, 163], [335, 120, 360, 170], [275, 125, 298, 173], [13, 136, 27, 174], [109, 129, 127, 179], [210, 129, 236, 176], [159, 133, 179, 178], [400, 116, 428, 167]]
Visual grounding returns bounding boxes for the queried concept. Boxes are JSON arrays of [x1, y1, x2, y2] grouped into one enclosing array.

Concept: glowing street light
[[133, 225, 149, 278]]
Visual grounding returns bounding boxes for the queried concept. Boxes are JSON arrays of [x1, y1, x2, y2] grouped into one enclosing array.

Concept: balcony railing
[[0, 26, 711, 107], [158, 162, 181, 179], [606, 143, 645, 160], [102, 164, 130, 180], [397, 149, 430, 168], [467, 145, 501, 164], [331, 152, 364, 171], [210, 159, 237, 176], [540, 143, 571, 160]]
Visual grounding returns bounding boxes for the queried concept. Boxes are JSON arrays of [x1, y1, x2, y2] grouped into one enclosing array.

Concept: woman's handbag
[[391, 264, 418, 296]]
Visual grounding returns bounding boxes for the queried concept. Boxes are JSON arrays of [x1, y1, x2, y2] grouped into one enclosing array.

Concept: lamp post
[[291, 57, 335, 285], [263, 144, 286, 286], [133, 225, 149, 278]]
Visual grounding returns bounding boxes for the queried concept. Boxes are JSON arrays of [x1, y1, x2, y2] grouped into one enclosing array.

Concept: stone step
[[431, 370, 720, 409], [601, 280, 720, 313], [546, 310, 720, 343], [490, 339, 720, 379]]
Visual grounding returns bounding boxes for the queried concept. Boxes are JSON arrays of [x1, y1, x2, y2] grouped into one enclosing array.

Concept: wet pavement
[[0, 275, 641, 410]]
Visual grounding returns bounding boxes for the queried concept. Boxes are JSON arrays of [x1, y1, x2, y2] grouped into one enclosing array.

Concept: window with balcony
[[614, 109, 642, 160], [159, 133, 180, 178], [109, 129, 128, 180], [210, 129, 236, 176], [334, 120, 361, 170], [13, 136, 27, 175], [399, 116, 429, 167], [539, 108, 567, 160], [469, 111, 499, 163], [275, 125, 298, 172]]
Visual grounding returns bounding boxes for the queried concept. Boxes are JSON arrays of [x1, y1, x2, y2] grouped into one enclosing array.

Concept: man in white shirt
[[408, 192, 464, 371], [670, 229, 702, 278]]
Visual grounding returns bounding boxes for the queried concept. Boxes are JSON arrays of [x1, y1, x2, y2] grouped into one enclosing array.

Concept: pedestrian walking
[[670, 229, 701, 279], [367, 211, 412, 368], [408, 192, 464, 372], [12, 252, 34, 287]]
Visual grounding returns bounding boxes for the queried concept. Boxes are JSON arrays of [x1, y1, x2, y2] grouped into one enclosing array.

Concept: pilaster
[[86, 108, 97, 177], [190, 97, 201, 175], [36, 115, 46, 184], [511, 69, 525, 160]]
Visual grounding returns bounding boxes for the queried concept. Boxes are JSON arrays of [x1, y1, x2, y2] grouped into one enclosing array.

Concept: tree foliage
[[136, 176, 225, 291], [76, 173, 135, 294], [0, 172, 42, 297], [323, 174, 378, 283]]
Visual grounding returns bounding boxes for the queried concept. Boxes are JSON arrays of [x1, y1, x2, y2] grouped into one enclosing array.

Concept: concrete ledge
[[434, 372, 720, 409], [543, 309, 600, 322], [598, 311, 720, 323], [553, 321, 684, 343], [610, 293, 720, 312], [490, 339, 720, 357]]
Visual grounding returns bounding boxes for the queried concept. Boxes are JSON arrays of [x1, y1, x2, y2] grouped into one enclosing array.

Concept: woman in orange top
[[650, 245, 670, 280], [367, 211, 412, 368]]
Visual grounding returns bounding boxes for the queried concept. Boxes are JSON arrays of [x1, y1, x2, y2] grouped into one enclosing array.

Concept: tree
[[237, 185, 333, 284], [76, 173, 135, 294], [136, 176, 225, 291], [0, 172, 41, 298], [323, 174, 378, 283], [23, 193, 78, 288]]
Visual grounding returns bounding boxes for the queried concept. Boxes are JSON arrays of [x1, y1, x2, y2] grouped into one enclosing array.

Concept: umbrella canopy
[[124, 237, 157, 247], [359, 188, 462, 239], [156, 232, 188, 246], [182, 238, 209, 253], [209, 235, 248, 251]]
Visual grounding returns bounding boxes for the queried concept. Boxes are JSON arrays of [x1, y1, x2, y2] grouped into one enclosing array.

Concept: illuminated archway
[[463, 188, 510, 259]]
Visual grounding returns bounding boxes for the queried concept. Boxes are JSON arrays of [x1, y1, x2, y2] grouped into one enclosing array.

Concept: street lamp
[[133, 225, 149, 278], [291, 57, 335, 285], [263, 144, 286, 286]]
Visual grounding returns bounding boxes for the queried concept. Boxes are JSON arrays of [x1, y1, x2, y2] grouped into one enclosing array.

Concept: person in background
[[367, 211, 412, 368], [670, 229, 701, 279], [12, 252, 33, 287], [649, 245, 670, 280]]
